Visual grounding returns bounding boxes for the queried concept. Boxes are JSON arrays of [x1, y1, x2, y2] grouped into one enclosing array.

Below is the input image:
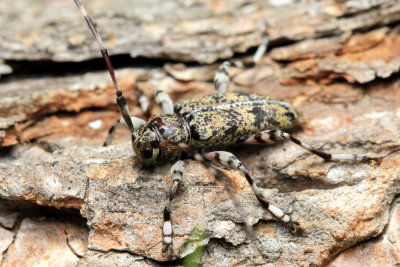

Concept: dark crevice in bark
[[1, 20, 399, 83], [1, 55, 163, 81], [0, 198, 88, 262], [0, 198, 85, 221], [83, 247, 185, 266]]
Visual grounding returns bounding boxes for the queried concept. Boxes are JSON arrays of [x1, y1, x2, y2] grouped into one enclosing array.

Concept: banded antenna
[[73, 0, 134, 132]]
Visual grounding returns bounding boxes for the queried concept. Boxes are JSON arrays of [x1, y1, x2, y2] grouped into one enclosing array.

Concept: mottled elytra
[[74, 0, 383, 260]]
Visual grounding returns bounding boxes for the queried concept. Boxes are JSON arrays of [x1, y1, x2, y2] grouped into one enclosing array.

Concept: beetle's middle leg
[[243, 129, 382, 164], [214, 61, 231, 94]]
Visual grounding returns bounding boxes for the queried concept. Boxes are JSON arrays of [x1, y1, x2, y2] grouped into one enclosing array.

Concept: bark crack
[[64, 227, 83, 258], [0, 218, 22, 266]]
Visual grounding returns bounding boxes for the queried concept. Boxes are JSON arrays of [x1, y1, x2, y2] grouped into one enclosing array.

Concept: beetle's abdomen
[[174, 92, 297, 147]]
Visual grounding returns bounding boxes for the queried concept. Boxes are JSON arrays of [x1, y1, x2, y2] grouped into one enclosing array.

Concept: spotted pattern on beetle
[[175, 92, 297, 147]]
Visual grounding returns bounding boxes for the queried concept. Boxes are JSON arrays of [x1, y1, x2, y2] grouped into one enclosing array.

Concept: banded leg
[[136, 90, 150, 115], [243, 130, 382, 164], [214, 61, 231, 94], [177, 144, 302, 234], [154, 90, 174, 114], [203, 151, 301, 233], [251, 26, 269, 65], [74, 0, 135, 134], [162, 160, 185, 258], [213, 26, 269, 93], [135, 89, 174, 116], [103, 117, 146, 146]]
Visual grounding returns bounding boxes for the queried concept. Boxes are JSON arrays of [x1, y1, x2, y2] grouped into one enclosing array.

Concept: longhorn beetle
[[74, 0, 383, 259]]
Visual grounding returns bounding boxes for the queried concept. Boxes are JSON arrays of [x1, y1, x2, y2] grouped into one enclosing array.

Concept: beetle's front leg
[[243, 130, 383, 164], [135, 89, 175, 115], [103, 117, 146, 146], [162, 160, 185, 259], [135, 89, 174, 115], [154, 90, 174, 115]]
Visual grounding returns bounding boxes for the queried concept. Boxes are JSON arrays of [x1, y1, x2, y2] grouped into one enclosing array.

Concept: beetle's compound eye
[[141, 149, 153, 159], [134, 146, 160, 168]]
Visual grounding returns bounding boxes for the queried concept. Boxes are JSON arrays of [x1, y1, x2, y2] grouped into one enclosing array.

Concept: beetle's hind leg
[[202, 150, 302, 234], [177, 144, 303, 234], [249, 25, 269, 66], [243, 130, 383, 164], [213, 25, 269, 94], [232, 25, 269, 68]]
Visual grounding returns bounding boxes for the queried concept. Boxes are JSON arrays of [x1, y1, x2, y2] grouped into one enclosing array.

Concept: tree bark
[[0, 0, 399, 266]]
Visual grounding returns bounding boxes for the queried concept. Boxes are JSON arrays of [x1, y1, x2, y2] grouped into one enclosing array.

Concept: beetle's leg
[[232, 28, 269, 68], [177, 144, 302, 234], [214, 26, 269, 93], [243, 130, 383, 164], [214, 61, 231, 94], [74, 0, 135, 133], [103, 117, 145, 146], [135, 89, 173, 115], [162, 160, 185, 259], [251, 27, 269, 65], [203, 150, 301, 233], [136, 89, 150, 116], [154, 90, 174, 114]]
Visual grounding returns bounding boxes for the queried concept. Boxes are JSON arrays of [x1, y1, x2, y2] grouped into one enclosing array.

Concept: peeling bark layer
[[0, 0, 400, 266]]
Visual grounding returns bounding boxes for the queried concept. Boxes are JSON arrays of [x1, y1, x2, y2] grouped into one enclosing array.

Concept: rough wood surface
[[1, 0, 399, 64], [0, 0, 400, 266]]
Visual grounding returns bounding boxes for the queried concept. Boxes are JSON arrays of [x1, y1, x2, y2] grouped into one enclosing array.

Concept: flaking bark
[[0, 0, 400, 266]]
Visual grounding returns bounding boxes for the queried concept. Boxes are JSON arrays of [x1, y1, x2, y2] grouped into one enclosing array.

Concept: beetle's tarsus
[[363, 157, 383, 166], [162, 243, 173, 259], [288, 221, 304, 236]]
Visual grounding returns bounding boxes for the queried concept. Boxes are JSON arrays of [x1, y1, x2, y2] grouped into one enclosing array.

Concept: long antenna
[[73, 0, 134, 132]]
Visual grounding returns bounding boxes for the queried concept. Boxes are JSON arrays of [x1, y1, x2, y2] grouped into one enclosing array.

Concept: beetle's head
[[133, 114, 190, 168], [133, 125, 161, 168]]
